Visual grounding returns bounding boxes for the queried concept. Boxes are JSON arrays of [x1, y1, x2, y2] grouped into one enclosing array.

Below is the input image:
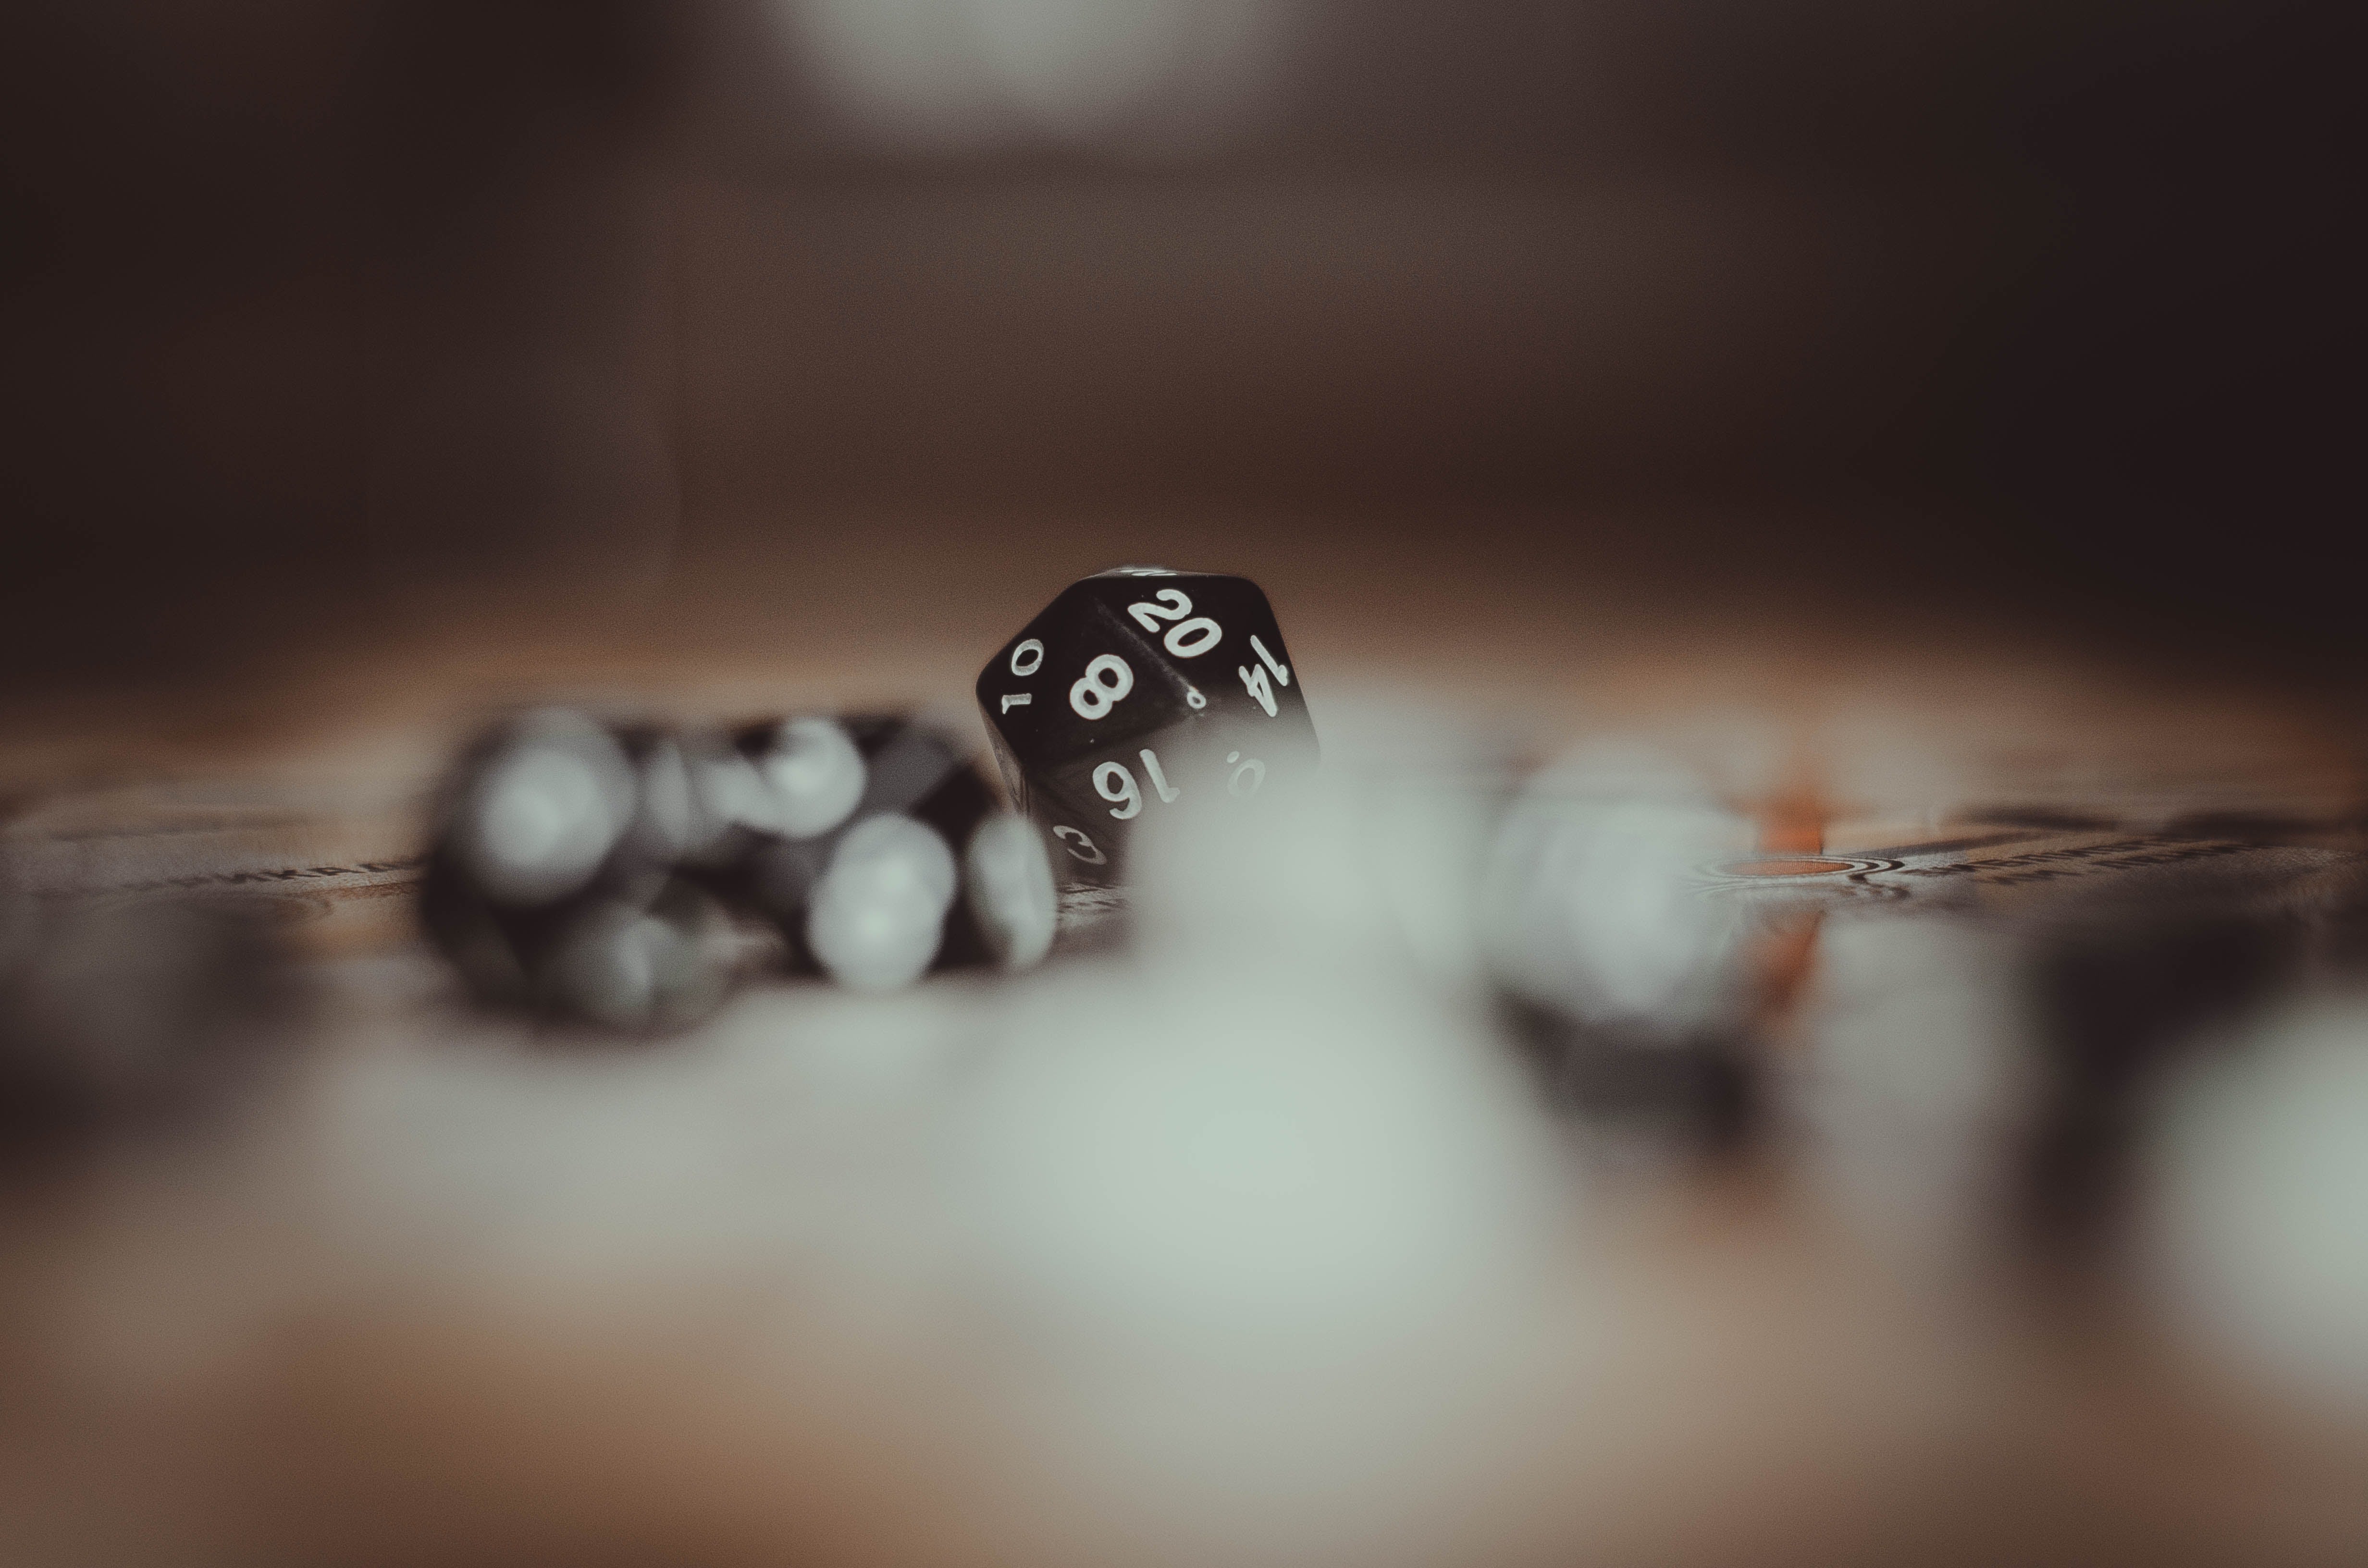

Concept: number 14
[[1236, 635, 1291, 717]]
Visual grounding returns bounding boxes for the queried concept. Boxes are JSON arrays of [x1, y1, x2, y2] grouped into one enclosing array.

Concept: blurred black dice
[[1477, 760, 1764, 1152], [2015, 894, 2301, 1253], [729, 714, 1057, 989], [420, 710, 744, 1031], [975, 568, 1317, 883], [421, 708, 1058, 1022]]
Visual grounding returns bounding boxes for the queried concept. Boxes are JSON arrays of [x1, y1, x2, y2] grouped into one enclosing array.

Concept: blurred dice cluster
[[1, 707, 1061, 1150], [420, 709, 1059, 1029]]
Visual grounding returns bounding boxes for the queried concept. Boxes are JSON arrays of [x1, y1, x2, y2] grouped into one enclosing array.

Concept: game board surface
[[5, 635, 2366, 1568]]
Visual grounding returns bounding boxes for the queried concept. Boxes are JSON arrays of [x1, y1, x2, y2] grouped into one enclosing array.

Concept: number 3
[[1052, 825, 1107, 864]]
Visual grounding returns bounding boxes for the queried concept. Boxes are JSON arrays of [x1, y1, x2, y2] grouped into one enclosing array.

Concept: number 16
[[1093, 749, 1180, 819]]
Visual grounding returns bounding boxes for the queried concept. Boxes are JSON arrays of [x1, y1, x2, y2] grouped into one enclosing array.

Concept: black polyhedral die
[[975, 568, 1317, 883]]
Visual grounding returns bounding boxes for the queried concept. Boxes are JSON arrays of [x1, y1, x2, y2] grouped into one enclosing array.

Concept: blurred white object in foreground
[[1129, 704, 1506, 991], [1788, 916, 2037, 1281], [1480, 744, 1755, 1035], [965, 764, 1562, 1340], [2145, 998, 2368, 1413], [952, 762, 1571, 1562]]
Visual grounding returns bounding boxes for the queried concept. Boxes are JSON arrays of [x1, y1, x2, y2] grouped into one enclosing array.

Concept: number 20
[[1127, 589, 1222, 658]]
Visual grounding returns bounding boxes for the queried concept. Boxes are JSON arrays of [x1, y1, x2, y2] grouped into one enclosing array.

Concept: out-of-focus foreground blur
[[4, 3, 2367, 1567]]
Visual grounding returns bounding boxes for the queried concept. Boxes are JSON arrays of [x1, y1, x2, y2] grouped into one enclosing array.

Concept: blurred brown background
[[2, 0, 2357, 712]]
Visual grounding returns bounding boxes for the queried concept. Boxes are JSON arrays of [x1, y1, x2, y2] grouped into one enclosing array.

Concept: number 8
[[1070, 653, 1134, 719]]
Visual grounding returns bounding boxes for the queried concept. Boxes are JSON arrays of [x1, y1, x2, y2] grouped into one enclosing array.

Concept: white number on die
[[1092, 747, 1183, 819], [1070, 653, 1135, 719], [1164, 617, 1221, 657], [1139, 747, 1180, 802], [1237, 661, 1278, 717], [1010, 638, 1046, 677], [1051, 825, 1107, 864], [1126, 589, 1190, 634], [1094, 762, 1143, 819], [1126, 588, 1222, 659]]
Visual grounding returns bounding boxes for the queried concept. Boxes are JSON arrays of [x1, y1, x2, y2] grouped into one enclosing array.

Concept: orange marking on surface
[[1746, 747, 1831, 1039], [1753, 789, 1827, 854]]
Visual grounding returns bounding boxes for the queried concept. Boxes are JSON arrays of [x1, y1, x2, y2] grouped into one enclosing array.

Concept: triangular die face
[[1036, 706, 1276, 810], [1063, 576, 1277, 701], [1063, 571, 1247, 632], [978, 593, 1195, 765]]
